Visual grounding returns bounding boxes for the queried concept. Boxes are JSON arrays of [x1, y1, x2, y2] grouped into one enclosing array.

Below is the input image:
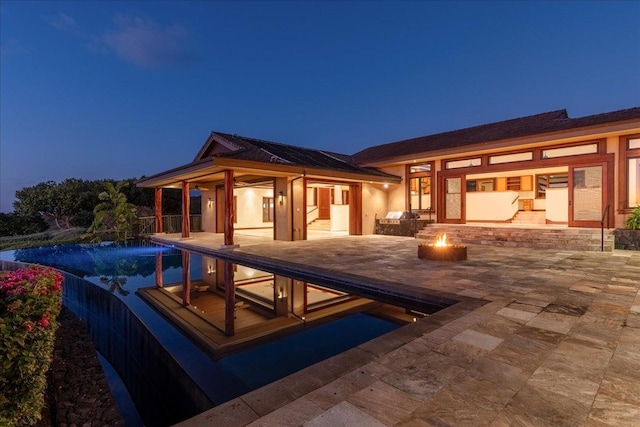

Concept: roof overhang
[[137, 156, 401, 189], [360, 118, 640, 167]]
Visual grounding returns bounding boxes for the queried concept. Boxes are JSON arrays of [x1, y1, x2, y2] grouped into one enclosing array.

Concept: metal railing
[[137, 215, 202, 235], [601, 204, 610, 252]]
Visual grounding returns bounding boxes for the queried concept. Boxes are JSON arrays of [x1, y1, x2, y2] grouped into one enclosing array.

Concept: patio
[[149, 234, 640, 427]]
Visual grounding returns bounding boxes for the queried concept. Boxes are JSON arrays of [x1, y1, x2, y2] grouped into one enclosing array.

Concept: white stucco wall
[[200, 189, 216, 232], [546, 188, 568, 222], [361, 183, 388, 234], [466, 191, 519, 221], [235, 187, 274, 229]]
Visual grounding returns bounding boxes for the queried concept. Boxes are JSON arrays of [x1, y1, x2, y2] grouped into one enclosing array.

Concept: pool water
[[0, 242, 404, 425]]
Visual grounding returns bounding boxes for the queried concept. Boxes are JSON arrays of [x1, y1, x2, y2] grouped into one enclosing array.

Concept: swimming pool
[[2, 242, 435, 425]]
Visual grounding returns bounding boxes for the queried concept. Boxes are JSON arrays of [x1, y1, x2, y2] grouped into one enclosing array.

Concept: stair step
[[417, 225, 614, 252]]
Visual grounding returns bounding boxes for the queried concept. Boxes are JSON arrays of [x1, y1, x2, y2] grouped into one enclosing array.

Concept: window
[[408, 162, 432, 211], [541, 143, 598, 159], [445, 157, 481, 169], [489, 152, 533, 165], [466, 179, 494, 192], [626, 137, 640, 208], [536, 173, 568, 199], [262, 197, 274, 222]]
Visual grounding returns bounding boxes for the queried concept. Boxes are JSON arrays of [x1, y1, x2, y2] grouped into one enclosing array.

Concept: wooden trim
[[303, 178, 308, 240], [182, 251, 191, 306], [349, 183, 362, 235], [155, 252, 163, 289], [618, 134, 640, 213], [181, 181, 190, 238], [223, 261, 235, 336], [154, 187, 163, 233], [224, 170, 234, 246]]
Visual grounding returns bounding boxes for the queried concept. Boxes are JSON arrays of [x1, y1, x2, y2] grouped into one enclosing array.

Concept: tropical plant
[[85, 181, 137, 244], [624, 205, 640, 230]]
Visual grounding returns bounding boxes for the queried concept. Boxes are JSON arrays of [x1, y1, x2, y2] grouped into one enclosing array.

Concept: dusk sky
[[1, 1, 639, 213]]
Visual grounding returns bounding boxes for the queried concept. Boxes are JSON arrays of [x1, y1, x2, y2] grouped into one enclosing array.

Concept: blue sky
[[1, 1, 639, 213]]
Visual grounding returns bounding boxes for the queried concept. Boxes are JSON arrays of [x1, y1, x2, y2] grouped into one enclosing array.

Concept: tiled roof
[[353, 107, 640, 164], [210, 132, 397, 179]]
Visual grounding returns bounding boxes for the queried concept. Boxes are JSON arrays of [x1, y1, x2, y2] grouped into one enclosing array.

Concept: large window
[[262, 197, 274, 222], [626, 137, 640, 208], [536, 173, 568, 199], [408, 162, 432, 211]]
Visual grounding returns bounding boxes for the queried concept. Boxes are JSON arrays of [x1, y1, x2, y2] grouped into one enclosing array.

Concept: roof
[[202, 132, 398, 180], [352, 107, 640, 164]]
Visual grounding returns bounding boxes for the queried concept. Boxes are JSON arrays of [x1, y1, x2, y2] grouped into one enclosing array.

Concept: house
[[137, 106, 640, 244]]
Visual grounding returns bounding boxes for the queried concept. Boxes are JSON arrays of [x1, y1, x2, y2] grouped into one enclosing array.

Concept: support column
[[349, 183, 363, 235], [182, 251, 191, 306], [155, 252, 163, 288], [224, 170, 234, 246], [155, 187, 163, 234], [181, 181, 190, 238], [224, 261, 235, 336]]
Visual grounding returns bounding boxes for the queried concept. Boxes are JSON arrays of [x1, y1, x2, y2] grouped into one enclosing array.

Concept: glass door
[[568, 163, 607, 227], [441, 176, 465, 223]]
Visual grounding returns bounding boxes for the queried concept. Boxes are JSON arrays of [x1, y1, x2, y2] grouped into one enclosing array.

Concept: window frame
[[620, 134, 640, 211]]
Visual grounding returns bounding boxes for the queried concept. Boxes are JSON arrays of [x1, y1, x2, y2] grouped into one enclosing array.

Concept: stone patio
[[155, 234, 640, 427]]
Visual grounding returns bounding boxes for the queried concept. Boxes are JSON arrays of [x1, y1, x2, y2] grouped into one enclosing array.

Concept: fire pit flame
[[434, 234, 447, 247], [418, 233, 467, 261]]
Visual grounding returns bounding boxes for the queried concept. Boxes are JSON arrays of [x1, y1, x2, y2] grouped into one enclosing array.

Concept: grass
[[0, 227, 86, 251]]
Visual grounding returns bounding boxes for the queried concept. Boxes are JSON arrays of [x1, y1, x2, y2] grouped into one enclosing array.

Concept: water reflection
[[145, 251, 431, 359]]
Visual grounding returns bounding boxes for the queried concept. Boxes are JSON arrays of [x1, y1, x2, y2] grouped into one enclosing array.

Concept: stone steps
[[307, 219, 331, 231], [417, 224, 615, 251], [511, 210, 546, 225]]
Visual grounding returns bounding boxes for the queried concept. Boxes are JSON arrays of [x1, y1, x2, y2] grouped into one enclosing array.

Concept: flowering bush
[[0, 265, 64, 426]]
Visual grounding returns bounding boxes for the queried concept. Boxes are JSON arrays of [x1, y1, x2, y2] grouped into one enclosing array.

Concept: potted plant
[[615, 206, 640, 250]]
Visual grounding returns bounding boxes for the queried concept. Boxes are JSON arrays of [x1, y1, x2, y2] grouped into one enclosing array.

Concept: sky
[[1, 1, 639, 213]]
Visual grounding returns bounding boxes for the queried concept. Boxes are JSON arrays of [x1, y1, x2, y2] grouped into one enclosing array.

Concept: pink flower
[[24, 322, 34, 332]]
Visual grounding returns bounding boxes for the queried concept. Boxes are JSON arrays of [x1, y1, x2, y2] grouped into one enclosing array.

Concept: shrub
[[625, 205, 640, 230], [0, 213, 48, 237], [0, 266, 64, 426]]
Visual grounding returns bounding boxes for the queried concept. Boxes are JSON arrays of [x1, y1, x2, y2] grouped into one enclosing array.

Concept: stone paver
[[163, 235, 640, 427]]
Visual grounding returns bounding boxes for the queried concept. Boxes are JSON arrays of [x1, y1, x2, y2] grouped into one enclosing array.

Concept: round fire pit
[[418, 243, 467, 262]]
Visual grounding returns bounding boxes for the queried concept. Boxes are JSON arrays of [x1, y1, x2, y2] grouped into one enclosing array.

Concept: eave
[[359, 117, 640, 167]]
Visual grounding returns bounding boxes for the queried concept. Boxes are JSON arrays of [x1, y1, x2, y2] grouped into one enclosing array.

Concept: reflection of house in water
[[139, 253, 429, 359]]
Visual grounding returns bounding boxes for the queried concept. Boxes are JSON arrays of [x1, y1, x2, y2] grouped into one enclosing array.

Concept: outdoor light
[[207, 197, 213, 208], [278, 191, 284, 205], [384, 183, 389, 189]]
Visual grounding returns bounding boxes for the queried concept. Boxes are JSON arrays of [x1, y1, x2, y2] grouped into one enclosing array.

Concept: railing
[[601, 204, 610, 252], [137, 215, 202, 235]]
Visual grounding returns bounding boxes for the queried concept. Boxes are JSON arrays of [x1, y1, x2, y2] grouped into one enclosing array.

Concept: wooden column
[[224, 170, 234, 246], [223, 261, 235, 336], [181, 181, 190, 238], [155, 187, 163, 234], [155, 252, 163, 288], [349, 183, 363, 235], [182, 251, 191, 306]]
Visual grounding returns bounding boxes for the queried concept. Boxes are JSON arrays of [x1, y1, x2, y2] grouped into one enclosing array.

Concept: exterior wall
[[235, 187, 274, 229], [274, 177, 291, 240], [361, 183, 388, 235], [201, 189, 216, 232], [380, 165, 405, 212]]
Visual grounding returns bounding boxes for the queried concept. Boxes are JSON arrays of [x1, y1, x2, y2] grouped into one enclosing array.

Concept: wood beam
[[182, 251, 191, 306], [155, 252, 163, 288], [155, 187, 163, 234], [224, 261, 235, 336], [181, 181, 190, 238], [224, 170, 234, 246]]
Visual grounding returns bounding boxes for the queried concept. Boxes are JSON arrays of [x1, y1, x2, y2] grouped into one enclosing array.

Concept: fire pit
[[418, 234, 467, 262]]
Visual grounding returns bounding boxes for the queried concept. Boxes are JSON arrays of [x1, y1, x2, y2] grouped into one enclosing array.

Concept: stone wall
[[614, 229, 640, 250]]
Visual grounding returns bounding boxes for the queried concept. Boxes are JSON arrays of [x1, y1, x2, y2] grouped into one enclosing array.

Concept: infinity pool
[[1, 242, 430, 425]]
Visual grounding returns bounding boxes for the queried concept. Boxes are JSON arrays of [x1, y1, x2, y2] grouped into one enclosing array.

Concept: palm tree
[[86, 181, 137, 244]]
